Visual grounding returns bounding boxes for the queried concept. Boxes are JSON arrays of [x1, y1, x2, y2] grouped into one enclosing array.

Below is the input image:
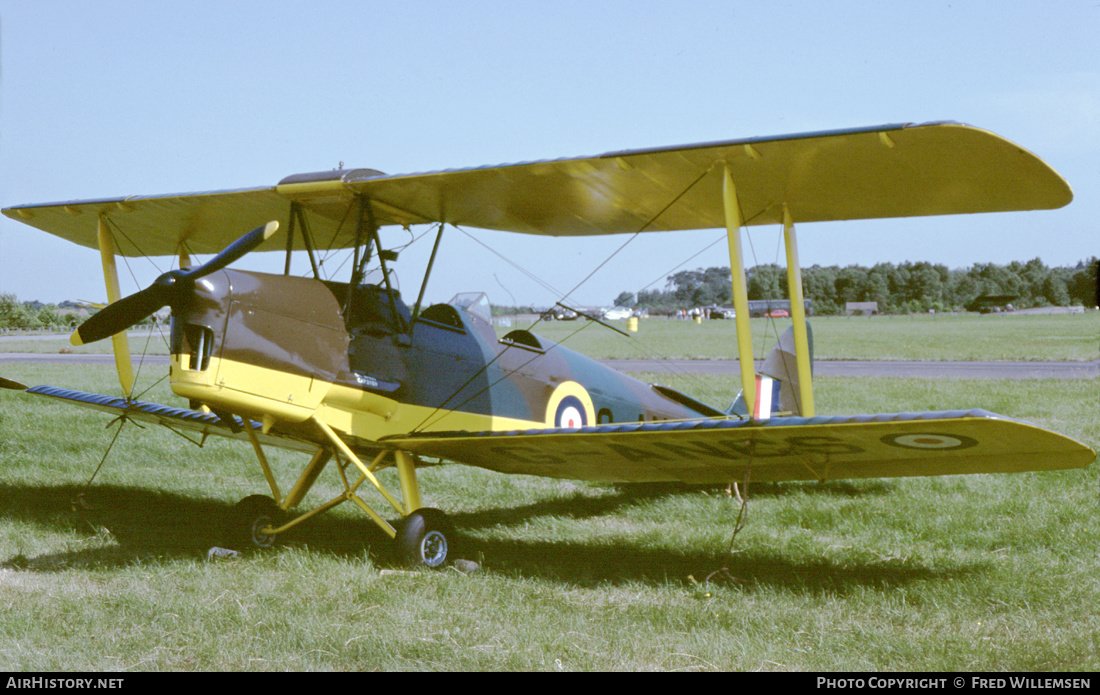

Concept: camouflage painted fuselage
[[167, 269, 714, 449]]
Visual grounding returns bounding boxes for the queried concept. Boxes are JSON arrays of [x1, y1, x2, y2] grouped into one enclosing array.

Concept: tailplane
[[728, 322, 813, 419]]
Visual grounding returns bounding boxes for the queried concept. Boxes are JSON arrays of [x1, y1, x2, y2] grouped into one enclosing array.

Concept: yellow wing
[[385, 410, 1095, 484], [3, 122, 1072, 255], [3, 186, 290, 257]]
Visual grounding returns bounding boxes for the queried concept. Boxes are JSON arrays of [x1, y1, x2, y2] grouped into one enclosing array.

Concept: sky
[[1, 0, 1097, 310]]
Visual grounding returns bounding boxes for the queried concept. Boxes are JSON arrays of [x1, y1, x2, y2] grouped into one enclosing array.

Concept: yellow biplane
[[2, 121, 1094, 567]]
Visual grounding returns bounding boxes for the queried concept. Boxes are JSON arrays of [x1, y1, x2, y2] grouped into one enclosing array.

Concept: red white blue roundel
[[545, 381, 596, 429], [554, 396, 588, 429], [881, 433, 978, 450]]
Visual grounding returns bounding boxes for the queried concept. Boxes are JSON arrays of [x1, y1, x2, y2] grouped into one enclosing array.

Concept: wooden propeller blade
[[69, 221, 279, 345]]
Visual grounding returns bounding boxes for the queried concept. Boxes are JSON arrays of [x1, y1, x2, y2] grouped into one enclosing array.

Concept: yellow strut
[[723, 166, 756, 415], [243, 418, 282, 504], [782, 206, 815, 417], [311, 416, 407, 517], [395, 450, 423, 513], [93, 215, 135, 397]]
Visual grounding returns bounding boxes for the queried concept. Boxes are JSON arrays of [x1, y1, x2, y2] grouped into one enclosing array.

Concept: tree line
[[0, 294, 81, 330], [3, 257, 1096, 329], [616, 258, 1099, 316]]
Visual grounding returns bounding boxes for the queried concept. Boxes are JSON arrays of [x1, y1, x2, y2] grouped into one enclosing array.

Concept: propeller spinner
[[71, 221, 279, 346]]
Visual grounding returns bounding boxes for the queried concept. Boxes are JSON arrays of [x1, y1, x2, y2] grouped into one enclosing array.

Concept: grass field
[[4, 311, 1098, 362], [0, 314, 1097, 671], [516, 311, 1100, 362]]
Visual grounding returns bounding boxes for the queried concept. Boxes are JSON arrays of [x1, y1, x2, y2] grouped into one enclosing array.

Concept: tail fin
[[728, 322, 813, 419]]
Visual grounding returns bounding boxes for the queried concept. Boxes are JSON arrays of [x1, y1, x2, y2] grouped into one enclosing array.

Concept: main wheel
[[395, 508, 454, 568], [223, 495, 286, 551]]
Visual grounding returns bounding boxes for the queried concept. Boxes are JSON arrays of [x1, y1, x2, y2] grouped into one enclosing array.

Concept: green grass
[[0, 329, 170, 356], [5, 311, 1098, 362], [0, 362, 1097, 671], [505, 311, 1100, 362]]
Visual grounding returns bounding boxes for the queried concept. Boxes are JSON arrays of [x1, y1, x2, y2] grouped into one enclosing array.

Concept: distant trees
[[613, 291, 637, 308], [619, 258, 1098, 315], [0, 293, 74, 329]]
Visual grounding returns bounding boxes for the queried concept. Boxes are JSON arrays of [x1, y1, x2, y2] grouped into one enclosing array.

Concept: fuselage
[[167, 269, 715, 448]]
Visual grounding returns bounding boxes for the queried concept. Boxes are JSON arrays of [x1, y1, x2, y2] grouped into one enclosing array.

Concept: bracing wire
[[702, 458, 753, 585], [699, 222, 789, 583], [409, 226, 737, 432], [411, 167, 717, 431]]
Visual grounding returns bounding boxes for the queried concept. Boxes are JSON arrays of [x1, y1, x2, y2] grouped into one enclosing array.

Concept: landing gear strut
[[230, 417, 456, 568]]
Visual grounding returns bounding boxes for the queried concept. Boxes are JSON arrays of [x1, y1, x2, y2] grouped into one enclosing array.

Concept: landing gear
[[228, 425, 453, 567], [395, 508, 453, 568], [223, 495, 286, 551]]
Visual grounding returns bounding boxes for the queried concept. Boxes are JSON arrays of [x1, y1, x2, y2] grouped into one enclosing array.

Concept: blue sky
[[1, 0, 1096, 308]]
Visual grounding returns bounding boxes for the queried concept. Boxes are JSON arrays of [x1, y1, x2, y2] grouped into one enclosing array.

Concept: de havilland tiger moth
[[2, 122, 1094, 568]]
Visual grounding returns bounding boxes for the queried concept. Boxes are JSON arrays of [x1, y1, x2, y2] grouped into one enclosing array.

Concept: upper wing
[[2, 186, 290, 258], [3, 122, 1072, 254], [385, 410, 1095, 484], [354, 121, 1072, 236]]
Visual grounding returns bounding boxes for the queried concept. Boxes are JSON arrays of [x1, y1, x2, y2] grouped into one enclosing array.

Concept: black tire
[[394, 508, 453, 568], [223, 495, 285, 551]]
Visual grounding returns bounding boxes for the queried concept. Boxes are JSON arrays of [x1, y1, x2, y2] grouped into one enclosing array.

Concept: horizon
[[2, 1, 1096, 307], [5, 255, 1095, 311]]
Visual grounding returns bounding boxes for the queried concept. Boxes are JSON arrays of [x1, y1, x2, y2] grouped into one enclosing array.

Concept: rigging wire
[[69, 412, 133, 529], [101, 217, 163, 307], [702, 221, 810, 583], [452, 225, 565, 299], [554, 166, 714, 308], [701, 459, 753, 585], [410, 166, 717, 431], [71, 220, 184, 514], [546, 205, 782, 396], [409, 318, 596, 433], [315, 203, 356, 278]]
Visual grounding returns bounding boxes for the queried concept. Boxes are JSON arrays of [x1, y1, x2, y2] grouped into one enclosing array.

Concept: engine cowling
[[169, 269, 350, 423]]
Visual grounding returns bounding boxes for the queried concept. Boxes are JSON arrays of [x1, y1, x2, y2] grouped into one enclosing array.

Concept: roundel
[[545, 381, 596, 429], [881, 433, 979, 451]]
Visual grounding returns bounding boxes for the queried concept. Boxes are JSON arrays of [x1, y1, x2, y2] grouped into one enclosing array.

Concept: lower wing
[[386, 410, 1095, 484], [20, 385, 320, 454], [12, 384, 1094, 485]]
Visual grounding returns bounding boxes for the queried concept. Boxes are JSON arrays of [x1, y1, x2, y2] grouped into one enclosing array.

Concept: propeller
[[71, 221, 279, 346]]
